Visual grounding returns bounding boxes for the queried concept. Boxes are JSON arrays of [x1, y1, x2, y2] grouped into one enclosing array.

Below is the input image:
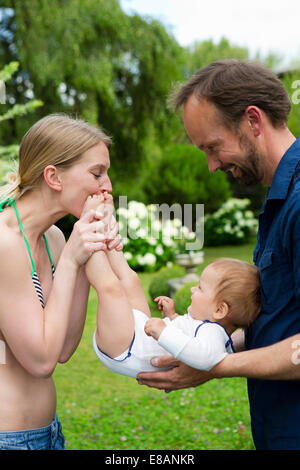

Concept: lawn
[[54, 241, 257, 450]]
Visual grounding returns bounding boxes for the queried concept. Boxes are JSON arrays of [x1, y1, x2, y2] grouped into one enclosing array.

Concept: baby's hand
[[144, 318, 166, 341], [154, 296, 177, 319]]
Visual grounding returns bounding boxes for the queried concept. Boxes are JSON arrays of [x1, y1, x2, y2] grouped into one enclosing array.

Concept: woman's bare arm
[[0, 210, 105, 377]]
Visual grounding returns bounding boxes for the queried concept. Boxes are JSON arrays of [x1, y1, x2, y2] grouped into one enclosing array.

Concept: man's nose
[[207, 157, 221, 173]]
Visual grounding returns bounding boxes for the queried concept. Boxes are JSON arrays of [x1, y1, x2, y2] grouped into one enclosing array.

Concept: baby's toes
[[81, 194, 105, 216]]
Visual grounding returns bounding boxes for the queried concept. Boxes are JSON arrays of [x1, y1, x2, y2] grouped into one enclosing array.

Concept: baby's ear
[[214, 301, 229, 320]]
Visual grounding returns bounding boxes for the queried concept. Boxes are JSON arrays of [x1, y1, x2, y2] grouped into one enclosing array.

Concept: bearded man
[[138, 60, 300, 450]]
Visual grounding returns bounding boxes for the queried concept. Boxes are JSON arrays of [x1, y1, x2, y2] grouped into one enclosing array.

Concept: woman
[[0, 113, 118, 450]]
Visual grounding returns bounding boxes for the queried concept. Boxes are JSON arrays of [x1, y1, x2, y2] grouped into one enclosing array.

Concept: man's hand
[[137, 354, 213, 393]]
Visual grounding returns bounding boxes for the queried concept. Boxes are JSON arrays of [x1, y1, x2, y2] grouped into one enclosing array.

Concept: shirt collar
[[267, 137, 300, 201]]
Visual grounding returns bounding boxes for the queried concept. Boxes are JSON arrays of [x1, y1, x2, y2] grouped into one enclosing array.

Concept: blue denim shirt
[[245, 137, 300, 449]]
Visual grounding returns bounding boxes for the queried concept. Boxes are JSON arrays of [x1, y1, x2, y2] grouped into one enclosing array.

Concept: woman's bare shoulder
[[45, 224, 66, 246], [0, 220, 30, 286], [44, 224, 66, 264], [0, 218, 21, 257]]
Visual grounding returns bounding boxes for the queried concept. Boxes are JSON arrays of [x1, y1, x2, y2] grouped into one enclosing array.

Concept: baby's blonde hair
[[0, 113, 112, 203], [210, 258, 261, 328]]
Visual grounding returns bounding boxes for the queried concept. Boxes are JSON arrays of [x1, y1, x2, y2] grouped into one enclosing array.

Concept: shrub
[[140, 144, 231, 214], [117, 200, 196, 272], [148, 265, 185, 301], [173, 281, 197, 315], [204, 198, 258, 246]]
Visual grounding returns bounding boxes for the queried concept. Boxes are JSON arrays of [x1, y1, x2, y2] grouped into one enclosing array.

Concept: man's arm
[[213, 332, 300, 380], [137, 330, 300, 391]]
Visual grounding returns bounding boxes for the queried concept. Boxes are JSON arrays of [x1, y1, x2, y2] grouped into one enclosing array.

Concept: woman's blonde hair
[[210, 257, 261, 328], [0, 113, 112, 203]]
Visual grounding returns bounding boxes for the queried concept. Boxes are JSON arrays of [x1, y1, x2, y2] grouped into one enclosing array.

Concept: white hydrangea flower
[[146, 237, 157, 246], [136, 228, 147, 238], [128, 217, 140, 230], [143, 253, 156, 265], [155, 244, 164, 255]]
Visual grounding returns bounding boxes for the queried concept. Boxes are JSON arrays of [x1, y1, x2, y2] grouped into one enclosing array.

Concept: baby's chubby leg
[[84, 196, 135, 358]]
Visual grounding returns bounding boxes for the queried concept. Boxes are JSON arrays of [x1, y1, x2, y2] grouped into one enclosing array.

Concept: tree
[[0, 61, 42, 182], [0, 0, 185, 200], [185, 37, 249, 75]]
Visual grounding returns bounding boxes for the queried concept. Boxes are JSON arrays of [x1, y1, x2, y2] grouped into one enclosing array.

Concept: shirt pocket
[[259, 249, 273, 270], [258, 249, 292, 310]]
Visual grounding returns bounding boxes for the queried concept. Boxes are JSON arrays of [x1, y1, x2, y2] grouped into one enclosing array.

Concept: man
[[137, 60, 300, 450]]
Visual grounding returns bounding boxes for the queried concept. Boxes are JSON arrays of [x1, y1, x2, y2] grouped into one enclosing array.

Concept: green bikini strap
[[12, 201, 36, 277], [43, 233, 55, 269], [11, 201, 55, 275], [0, 198, 14, 212]]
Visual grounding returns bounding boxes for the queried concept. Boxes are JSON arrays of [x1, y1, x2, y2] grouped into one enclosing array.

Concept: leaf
[[0, 62, 19, 82], [0, 100, 43, 122]]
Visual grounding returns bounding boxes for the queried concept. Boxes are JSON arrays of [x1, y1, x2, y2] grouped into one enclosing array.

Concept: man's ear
[[43, 165, 62, 192], [214, 301, 229, 321], [244, 105, 263, 138]]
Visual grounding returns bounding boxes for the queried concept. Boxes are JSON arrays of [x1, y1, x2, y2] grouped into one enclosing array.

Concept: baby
[[84, 194, 261, 378]]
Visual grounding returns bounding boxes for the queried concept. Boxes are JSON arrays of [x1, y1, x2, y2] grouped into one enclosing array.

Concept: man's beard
[[222, 133, 265, 186]]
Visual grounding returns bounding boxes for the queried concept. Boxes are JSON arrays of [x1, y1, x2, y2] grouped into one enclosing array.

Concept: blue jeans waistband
[[0, 414, 65, 450]]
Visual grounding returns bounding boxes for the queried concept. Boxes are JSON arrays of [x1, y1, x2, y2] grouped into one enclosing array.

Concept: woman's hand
[[106, 215, 123, 251], [63, 209, 107, 267]]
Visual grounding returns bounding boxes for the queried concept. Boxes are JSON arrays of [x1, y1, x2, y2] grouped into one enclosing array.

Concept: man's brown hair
[[171, 59, 291, 129]]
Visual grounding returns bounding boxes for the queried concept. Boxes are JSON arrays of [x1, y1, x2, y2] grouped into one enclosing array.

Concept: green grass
[[54, 241, 256, 450]]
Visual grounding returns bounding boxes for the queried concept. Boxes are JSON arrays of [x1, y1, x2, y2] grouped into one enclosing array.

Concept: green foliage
[[204, 198, 258, 247], [116, 200, 198, 272], [185, 37, 248, 74], [0, 100, 43, 122], [281, 71, 300, 138], [148, 265, 185, 301], [0, 0, 185, 199], [0, 61, 19, 81], [0, 61, 43, 181], [141, 144, 231, 213], [173, 281, 197, 315]]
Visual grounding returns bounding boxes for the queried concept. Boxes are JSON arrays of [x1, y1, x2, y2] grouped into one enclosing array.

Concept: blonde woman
[[0, 114, 119, 450]]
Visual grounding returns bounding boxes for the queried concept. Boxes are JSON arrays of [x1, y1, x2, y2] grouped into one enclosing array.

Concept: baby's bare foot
[[81, 193, 105, 217], [102, 192, 114, 227]]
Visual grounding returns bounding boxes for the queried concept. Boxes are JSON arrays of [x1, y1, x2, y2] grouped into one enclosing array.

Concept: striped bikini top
[[12, 201, 56, 308], [0, 199, 55, 309]]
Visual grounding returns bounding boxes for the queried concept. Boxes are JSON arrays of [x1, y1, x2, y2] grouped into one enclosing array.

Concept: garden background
[[0, 0, 300, 451]]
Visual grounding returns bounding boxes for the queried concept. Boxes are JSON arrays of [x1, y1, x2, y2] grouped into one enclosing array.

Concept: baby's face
[[188, 265, 218, 321]]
